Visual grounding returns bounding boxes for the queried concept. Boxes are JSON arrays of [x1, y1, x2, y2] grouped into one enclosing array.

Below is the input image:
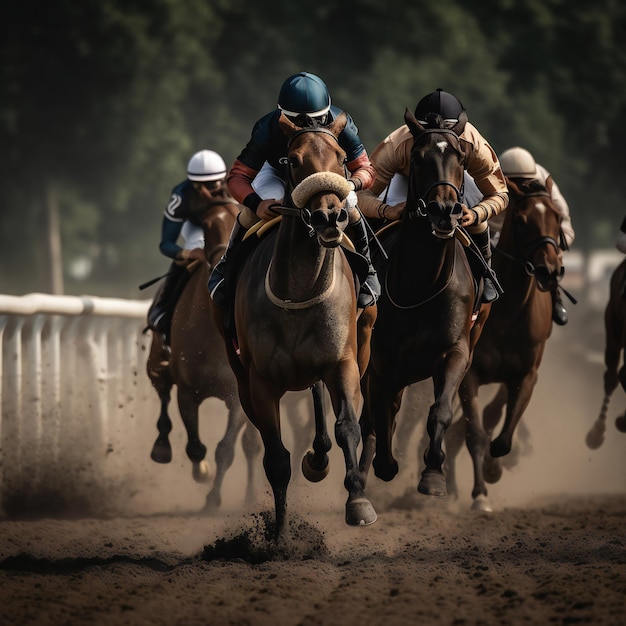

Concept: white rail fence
[[0, 293, 156, 517]]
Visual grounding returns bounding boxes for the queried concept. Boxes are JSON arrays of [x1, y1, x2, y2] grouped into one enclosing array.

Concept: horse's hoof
[[192, 460, 211, 483], [150, 442, 172, 464], [372, 456, 399, 482], [471, 494, 493, 513], [301, 451, 330, 483], [490, 438, 511, 458], [615, 415, 626, 433], [203, 491, 221, 514], [483, 457, 503, 484], [585, 426, 605, 450], [417, 469, 447, 497], [346, 497, 377, 526]]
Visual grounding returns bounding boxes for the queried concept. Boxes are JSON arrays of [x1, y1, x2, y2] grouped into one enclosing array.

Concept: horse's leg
[[588, 307, 621, 448], [419, 348, 470, 498], [177, 389, 210, 483], [241, 419, 262, 505], [248, 368, 291, 541], [482, 384, 508, 484], [368, 376, 404, 483], [302, 381, 332, 482], [147, 337, 174, 464], [491, 371, 538, 458], [443, 413, 464, 501], [356, 305, 376, 376], [458, 375, 491, 511], [204, 399, 247, 512], [326, 363, 377, 526]]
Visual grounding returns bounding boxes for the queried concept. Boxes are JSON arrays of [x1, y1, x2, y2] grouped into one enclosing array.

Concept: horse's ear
[[278, 111, 298, 138], [451, 110, 468, 136], [505, 176, 520, 196], [329, 111, 348, 137], [404, 108, 423, 136]]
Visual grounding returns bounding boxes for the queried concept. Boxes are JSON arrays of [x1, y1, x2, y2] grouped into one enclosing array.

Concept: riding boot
[[347, 217, 381, 308], [147, 262, 187, 338], [552, 289, 568, 325], [470, 228, 499, 303], [208, 219, 247, 307]]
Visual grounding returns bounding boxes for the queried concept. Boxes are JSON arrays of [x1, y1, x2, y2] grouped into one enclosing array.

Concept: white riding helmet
[[187, 150, 227, 182], [499, 146, 537, 178]]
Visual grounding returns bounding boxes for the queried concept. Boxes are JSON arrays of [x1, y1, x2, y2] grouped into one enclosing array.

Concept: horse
[[214, 111, 377, 538], [146, 195, 262, 511], [358, 108, 489, 501], [586, 257, 626, 449], [449, 176, 563, 511]]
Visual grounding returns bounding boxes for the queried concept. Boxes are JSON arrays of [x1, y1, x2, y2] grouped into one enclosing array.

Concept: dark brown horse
[[215, 112, 377, 538], [358, 109, 488, 499], [449, 177, 563, 511], [586, 257, 626, 449], [147, 195, 262, 510]]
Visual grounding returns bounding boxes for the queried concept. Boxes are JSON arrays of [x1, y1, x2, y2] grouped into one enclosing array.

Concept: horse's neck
[[394, 218, 455, 283], [494, 231, 536, 310], [269, 216, 336, 301]]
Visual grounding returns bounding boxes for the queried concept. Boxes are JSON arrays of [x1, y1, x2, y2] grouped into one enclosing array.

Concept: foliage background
[[1, 0, 624, 296]]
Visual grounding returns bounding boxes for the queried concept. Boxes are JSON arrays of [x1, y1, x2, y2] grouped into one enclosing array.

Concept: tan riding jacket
[[358, 122, 509, 223]]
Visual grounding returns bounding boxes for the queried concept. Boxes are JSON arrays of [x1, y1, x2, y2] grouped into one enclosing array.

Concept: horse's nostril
[[310, 211, 328, 228], [338, 208, 348, 223]]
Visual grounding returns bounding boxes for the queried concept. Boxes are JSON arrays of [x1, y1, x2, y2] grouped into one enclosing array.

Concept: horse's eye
[[289, 155, 300, 167]]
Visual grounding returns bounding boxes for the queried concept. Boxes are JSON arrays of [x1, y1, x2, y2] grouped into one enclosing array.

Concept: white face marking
[[436, 141, 448, 153]]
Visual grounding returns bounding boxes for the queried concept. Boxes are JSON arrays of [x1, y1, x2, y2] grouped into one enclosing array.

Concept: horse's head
[[404, 108, 466, 238], [198, 192, 240, 266], [279, 112, 351, 247], [505, 177, 563, 292]]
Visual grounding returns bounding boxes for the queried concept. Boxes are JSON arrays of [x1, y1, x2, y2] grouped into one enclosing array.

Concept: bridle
[[406, 128, 465, 238], [494, 190, 563, 278]]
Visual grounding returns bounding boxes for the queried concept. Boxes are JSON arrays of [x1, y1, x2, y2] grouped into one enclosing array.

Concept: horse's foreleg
[[301, 381, 332, 482], [150, 389, 173, 464], [326, 365, 377, 526], [491, 371, 538, 458], [177, 390, 210, 483], [482, 384, 508, 483], [204, 400, 247, 513], [365, 374, 403, 483], [249, 372, 290, 541], [419, 349, 469, 498]]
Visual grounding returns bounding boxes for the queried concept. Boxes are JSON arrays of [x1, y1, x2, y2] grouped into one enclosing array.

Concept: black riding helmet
[[414, 88, 468, 135]]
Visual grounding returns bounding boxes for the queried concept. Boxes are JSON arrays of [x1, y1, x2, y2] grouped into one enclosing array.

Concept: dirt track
[[1, 304, 625, 625]]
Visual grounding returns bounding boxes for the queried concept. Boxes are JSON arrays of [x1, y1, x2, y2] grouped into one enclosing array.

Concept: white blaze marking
[[437, 141, 448, 153]]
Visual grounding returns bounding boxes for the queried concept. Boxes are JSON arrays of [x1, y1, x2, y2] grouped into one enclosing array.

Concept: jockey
[[357, 88, 509, 303], [147, 149, 229, 340], [498, 146, 575, 325], [208, 71, 381, 309]]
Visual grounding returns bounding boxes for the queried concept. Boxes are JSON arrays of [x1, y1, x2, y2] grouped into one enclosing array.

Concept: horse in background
[[449, 176, 563, 511], [215, 112, 377, 538], [146, 197, 262, 511], [358, 108, 489, 500], [586, 257, 626, 448]]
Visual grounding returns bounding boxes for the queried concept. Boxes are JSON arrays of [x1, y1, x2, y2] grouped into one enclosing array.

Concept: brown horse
[[358, 109, 488, 499], [449, 177, 563, 511], [586, 257, 626, 449], [147, 195, 262, 511], [215, 112, 377, 538]]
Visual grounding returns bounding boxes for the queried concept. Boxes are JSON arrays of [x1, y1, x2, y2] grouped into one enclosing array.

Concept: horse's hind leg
[[302, 381, 332, 482], [204, 400, 247, 512], [241, 420, 262, 505], [457, 374, 491, 510], [177, 389, 210, 483]]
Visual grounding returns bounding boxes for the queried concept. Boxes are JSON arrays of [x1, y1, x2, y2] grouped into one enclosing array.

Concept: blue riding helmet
[[278, 72, 331, 118]]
